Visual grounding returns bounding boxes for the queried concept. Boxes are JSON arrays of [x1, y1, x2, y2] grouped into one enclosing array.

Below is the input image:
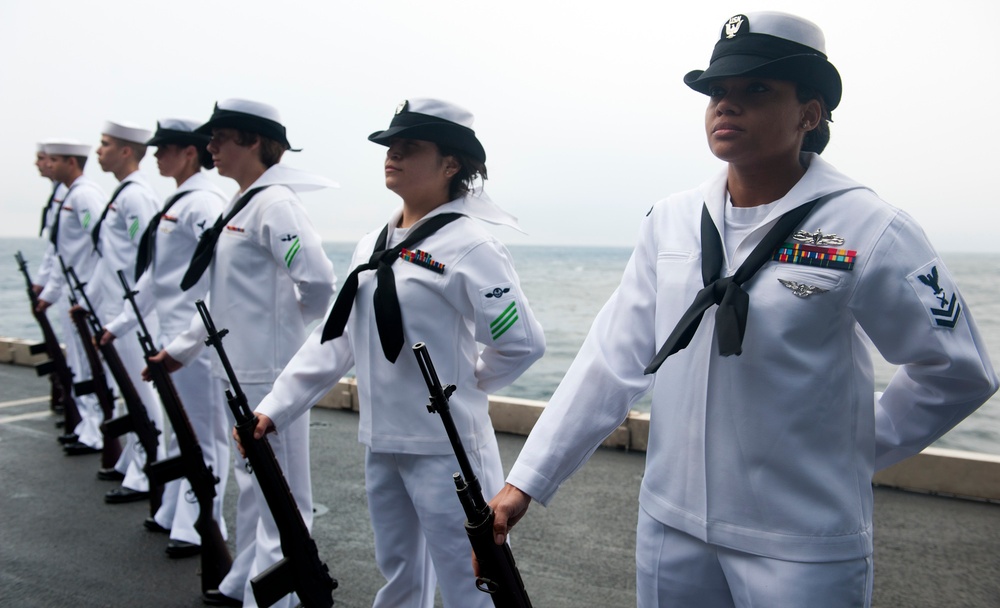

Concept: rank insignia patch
[[772, 243, 856, 271], [490, 301, 519, 340], [907, 262, 962, 329], [284, 237, 301, 268], [399, 248, 445, 274]]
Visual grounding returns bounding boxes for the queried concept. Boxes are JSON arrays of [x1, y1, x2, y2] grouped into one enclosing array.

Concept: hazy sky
[[3, 0, 997, 252]]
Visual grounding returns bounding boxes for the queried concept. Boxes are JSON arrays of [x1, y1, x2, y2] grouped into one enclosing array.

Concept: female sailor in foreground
[[488, 11, 997, 608]]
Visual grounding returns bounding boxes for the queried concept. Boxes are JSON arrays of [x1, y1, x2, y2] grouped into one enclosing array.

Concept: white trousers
[[366, 436, 504, 608], [217, 382, 312, 608], [61, 310, 102, 448], [635, 506, 873, 608], [152, 346, 230, 545]]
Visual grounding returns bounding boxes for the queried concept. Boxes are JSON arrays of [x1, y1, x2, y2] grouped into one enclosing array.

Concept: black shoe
[[64, 442, 100, 456], [202, 589, 241, 606], [166, 540, 201, 559], [96, 467, 125, 481], [144, 517, 170, 534], [105, 487, 149, 504], [57, 433, 78, 445]]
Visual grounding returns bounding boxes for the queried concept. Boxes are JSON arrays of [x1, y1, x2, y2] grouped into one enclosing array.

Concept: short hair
[[438, 144, 488, 200], [53, 155, 88, 170], [233, 130, 285, 168], [797, 84, 832, 154], [108, 135, 148, 162]]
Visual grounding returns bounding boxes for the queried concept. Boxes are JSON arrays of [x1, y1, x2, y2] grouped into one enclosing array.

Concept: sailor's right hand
[[142, 350, 182, 381], [35, 298, 51, 313], [31, 284, 43, 295], [233, 414, 275, 458], [490, 483, 532, 545]]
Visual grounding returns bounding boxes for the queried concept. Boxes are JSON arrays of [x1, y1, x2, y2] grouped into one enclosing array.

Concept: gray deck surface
[[1, 362, 999, 607]]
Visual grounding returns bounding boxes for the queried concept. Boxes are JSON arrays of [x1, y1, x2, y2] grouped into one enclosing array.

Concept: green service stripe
[[128, 219, 139, 239], [284, 239, 301, 268], [492, 313, 519, 340], [490, 302, 516, 330], [82, 210, 92, 228]]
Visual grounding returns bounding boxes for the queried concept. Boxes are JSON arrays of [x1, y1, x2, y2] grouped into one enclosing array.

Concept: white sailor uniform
[[105, 171, 230, 545], [256, 195, 546, 608], [87, 170, 165, 491], [166, 164, 336, 608], [505, 154, 998, 606], [39, 176, 107, 449], [35, 181, 69, 287]]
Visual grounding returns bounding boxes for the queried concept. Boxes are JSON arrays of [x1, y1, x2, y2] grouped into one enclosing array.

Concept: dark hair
[[233, 130, 285, 167], [54, 155, 87, 170], [438, 144, 488, 200], [197, 146, 214, 170], [796, 84, 832, 154]]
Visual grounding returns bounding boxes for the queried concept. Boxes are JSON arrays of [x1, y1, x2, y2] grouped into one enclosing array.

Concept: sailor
[[32, 141, 71, 419], [89, 120, 165, 504], [35, 140, 106, 455], [488, 12, 999, 608], [250, 98, 546, 608], [103, 118, 230, 558], [147, 98, 337, 608], [33, 142, 69, 297]]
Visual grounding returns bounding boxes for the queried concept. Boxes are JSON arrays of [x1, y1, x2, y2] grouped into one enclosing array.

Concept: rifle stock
[[117, 270, 232, 592], [197, 300, 337, 608], [65, 264, 161, 514], [15, 251, 81, 429], [413, 342, 533, 608]]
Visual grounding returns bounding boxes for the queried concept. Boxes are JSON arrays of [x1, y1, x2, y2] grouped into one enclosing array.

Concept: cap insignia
[[395, 100, 409, 115], [725, 15, 747, 39]]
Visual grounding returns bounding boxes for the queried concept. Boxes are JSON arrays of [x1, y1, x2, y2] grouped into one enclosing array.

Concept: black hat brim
[[195, 111, 295, 150], [146, 131, 210, 148], [369, 123, 486, 163], [684, 53, 842, 110]]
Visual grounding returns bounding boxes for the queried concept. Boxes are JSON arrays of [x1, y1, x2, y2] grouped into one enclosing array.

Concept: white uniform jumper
[[87, 171, 165, 491], [166, 165, 336, 608], [35, 181, 69, 286], [506, 154, 998, 595], [106, 172, 230, 545], [39, 176, 106, 449], [257, 195, 546, 608], [35, 182, 70, 395]]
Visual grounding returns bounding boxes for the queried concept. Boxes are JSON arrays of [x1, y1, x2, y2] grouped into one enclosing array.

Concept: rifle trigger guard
[[476, 576, 499, 595]]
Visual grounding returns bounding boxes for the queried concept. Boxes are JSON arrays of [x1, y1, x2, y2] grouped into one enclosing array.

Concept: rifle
[[15, 251, 81, 430], [118, 271, 232, 592], [59, 257, 122, 469], [413, 342, 533, 608], [197, 300, 337, 608], [65, 264, 162, 514]]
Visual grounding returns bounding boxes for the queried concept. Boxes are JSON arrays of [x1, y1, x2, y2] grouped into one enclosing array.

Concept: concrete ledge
[[874, 447, 1000, 503], [1, 337, 51, 366], [5, 336, 999, 502]]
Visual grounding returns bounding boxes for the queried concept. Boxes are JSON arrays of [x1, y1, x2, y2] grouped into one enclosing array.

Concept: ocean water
[[3, 237, 999, 455]]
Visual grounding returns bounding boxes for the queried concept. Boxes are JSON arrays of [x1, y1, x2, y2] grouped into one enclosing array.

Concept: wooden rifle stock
[[15, 251, 81, 428], [413, 342, 533, 608], [118, 271, 232, 592], [197, 300, 337, 608], [59, 258, 121, 469], [65, 264, 161, 514]]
